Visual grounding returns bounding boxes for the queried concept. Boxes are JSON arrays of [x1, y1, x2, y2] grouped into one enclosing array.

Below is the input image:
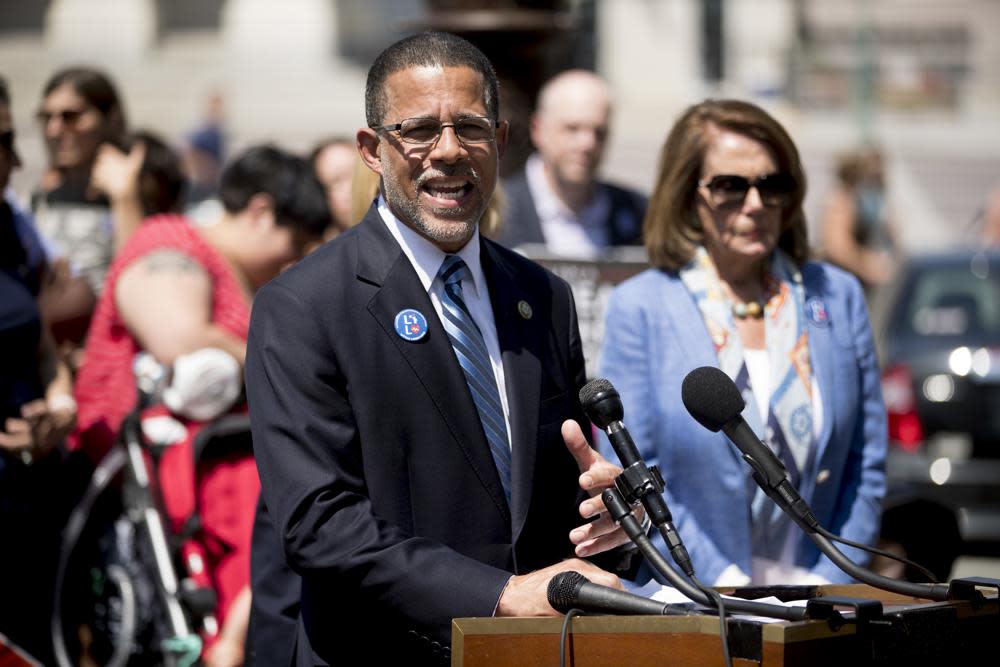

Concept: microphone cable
[[559, 608, 583, 667], [600, 487, 805, 613], [690, 573, 733, 667], [603, 487, 738, 667], [580, 376, 820, 666], [816, 526, 939, 583]]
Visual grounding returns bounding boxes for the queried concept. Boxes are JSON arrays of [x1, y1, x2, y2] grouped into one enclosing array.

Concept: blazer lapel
[[358, 213, 511, 523], [482, 241, 542, 541], [804, 281, 836, 475]]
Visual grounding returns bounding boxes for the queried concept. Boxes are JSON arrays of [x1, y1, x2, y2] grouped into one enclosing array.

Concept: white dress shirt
[[525, 152, 612, 258], [377, 196, 513, 450]]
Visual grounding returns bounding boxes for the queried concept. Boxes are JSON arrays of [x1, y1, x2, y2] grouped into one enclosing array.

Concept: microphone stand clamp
[[614, 462, 665, 507]]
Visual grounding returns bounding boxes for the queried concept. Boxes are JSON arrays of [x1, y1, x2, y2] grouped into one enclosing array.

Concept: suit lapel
[[358, 213, 511, 523], [482, 241, 542, 541]]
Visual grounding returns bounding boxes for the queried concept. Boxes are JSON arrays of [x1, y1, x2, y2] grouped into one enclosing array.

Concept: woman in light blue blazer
[[599, 100, 887, 587]]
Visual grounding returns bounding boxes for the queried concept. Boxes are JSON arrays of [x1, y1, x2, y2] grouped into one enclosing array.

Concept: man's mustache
[[416, 166, 481, 188]]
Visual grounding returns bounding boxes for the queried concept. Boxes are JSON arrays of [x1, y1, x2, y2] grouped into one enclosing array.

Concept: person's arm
[[498, 357, 636, 616], [495, 558, 622, 617], [548, 282, 645, 560], [204, 586, 250, 667], [91, 141, 148, 253], [810, 277, 887, 583], [598, 286, 738, 585], [499, 277, 630, 613], [0, 328, 77, 462], [114, 249, 246, 365], [37, 256, 96, 339], [821, 188, 891, 286], [40, 325, 74, 402]]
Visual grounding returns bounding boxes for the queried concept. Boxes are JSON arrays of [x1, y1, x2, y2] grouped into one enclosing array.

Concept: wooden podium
[[451, 584, 999, 666]]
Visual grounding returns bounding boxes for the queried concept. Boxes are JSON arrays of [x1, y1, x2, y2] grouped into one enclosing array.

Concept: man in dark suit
[[246, 32, 638, 666], [497, 69, 646, 256]]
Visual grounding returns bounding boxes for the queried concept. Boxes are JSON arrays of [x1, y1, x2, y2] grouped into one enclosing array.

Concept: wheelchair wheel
[[53, 451, 184, 667]]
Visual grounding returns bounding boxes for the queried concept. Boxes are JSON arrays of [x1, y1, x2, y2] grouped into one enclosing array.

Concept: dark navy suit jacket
[[246, 208, 595, 665], [497, 168, 646, 250]]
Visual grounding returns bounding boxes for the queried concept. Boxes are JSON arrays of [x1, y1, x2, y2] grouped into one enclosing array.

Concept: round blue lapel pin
[[805, 297, 830, 327], [395, 308, 429, 341]]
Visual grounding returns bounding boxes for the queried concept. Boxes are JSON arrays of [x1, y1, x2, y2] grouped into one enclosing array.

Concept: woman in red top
[[73, 145, 329, 665]]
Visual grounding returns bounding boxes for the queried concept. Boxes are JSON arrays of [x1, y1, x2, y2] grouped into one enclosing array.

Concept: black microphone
[[580, 378, 694, 576], [579, 379, 643, 468], [547, 572, 682, 616], [681, 366, 818, 530], [681, 365, 953, 602]]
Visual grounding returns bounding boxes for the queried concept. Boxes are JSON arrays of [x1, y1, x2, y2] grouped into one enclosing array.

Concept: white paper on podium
[[649, 586, 817, 623]]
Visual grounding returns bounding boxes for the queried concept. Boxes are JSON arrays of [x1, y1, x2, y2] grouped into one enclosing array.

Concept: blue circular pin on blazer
[[806, 297, 830, 326], [395, 308, 429, 341]]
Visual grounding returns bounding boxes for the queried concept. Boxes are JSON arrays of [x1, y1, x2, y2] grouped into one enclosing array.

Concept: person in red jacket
[[73, 145, 329, 665]]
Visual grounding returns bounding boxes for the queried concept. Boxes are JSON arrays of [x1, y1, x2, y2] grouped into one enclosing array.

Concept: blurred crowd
[[0, 67, 340, 667], [1, 57, 999, 667]]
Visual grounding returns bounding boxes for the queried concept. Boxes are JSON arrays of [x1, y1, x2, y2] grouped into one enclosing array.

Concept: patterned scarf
[[679, 246, 815, 559]]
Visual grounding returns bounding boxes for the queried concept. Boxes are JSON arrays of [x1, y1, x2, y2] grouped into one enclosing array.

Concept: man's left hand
[[562, 419, 644, 557]]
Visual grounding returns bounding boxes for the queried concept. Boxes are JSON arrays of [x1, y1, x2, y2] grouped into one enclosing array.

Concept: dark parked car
[[870, 249, 1000, 581]]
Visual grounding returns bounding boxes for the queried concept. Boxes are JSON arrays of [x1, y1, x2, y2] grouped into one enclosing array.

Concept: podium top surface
[[452, 584, 999, 667]]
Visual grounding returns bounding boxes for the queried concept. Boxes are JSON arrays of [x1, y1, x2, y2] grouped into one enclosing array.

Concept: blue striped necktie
[[437, 255, 512, 503]]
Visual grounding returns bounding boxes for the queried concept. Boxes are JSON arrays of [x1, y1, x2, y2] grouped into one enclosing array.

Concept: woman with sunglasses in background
[[32, 67, 131, 356], [598, 99, 886, 589]]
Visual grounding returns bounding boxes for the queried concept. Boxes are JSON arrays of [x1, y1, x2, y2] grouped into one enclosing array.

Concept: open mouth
[[421, 178, 475, 206]]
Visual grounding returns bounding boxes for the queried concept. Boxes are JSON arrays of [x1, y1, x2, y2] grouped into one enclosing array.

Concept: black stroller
[[52, 355, 252, 667]]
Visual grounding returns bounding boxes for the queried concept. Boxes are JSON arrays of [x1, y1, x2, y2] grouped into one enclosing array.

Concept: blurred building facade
[[1, 0, 998, 243]]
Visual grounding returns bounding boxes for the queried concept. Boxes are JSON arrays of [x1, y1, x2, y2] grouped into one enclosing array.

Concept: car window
[[899, 261, 1000, 338]]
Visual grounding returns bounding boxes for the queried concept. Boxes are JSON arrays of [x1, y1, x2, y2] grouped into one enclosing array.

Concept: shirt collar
[[376, 194, 486, 298], [525, 152, 567, 222], [524, 152, 611, 226]]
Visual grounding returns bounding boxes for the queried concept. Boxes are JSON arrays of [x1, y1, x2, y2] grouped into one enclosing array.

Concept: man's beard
[[381, 163, 488, 249]]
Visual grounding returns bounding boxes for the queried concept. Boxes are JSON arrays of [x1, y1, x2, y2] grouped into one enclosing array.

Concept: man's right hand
[[495, 558, 623, 617]]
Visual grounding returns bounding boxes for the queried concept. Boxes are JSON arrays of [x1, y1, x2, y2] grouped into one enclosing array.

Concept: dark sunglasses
[[0, 130, 13, 152], [35, 108, 89, 127], [698, 172, 797, 208]]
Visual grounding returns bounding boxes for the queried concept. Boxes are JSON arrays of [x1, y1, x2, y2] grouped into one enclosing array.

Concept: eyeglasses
[[372, 116, 498, 146], [35, 107, 90, 128], [0, 130, 14, 152], [698, 172, 797, 208]]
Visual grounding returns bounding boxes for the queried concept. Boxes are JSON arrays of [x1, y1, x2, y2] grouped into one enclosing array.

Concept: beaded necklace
[[731, 299, 766, 319]]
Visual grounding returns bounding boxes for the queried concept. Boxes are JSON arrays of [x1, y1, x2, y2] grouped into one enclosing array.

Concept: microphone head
[[547, 571, 587, 612], [681, 366, 745, 432], [579, 378, 623, 428]]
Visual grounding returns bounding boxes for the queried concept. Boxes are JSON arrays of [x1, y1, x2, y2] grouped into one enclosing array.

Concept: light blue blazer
[[598, 261, 887, 585]]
